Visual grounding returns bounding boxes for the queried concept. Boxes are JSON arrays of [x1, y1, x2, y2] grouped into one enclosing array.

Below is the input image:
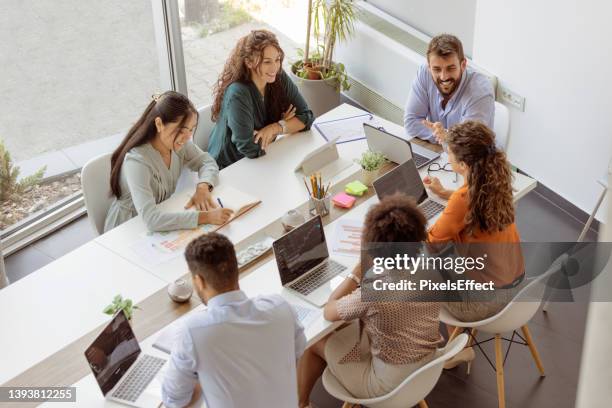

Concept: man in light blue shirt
[[404, 34, 495, 144], [161, 233, 306, 408]]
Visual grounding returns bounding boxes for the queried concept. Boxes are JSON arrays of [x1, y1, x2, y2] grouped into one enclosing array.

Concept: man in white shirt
[[162, 233, 307, 408]]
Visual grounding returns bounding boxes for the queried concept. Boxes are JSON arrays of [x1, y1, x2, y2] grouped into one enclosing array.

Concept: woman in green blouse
[[104, 91, 233, 232], [208, 29, 315, 169]]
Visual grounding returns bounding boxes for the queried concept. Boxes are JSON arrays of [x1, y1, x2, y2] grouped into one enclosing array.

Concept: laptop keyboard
[[420, 200, 445, 219], [290, 260, 347, 296], [111, 354, 166, 402], [413, 153, 429, 168]]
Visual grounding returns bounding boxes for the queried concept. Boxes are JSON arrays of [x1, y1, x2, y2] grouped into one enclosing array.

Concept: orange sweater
[[428, 185, 524, 286]]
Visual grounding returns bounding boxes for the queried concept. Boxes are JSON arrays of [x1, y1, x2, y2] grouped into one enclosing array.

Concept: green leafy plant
[[103, 294, 140, 320], [355, 150, 386, 171], [292, 0, 357, 91], [0, 139, 46, 203]]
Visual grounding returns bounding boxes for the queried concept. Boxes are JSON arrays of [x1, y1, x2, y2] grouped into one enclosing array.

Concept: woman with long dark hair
[[104, 91, 233, 232], [207, 29, 314, 169], [425, 120, 524, 367]]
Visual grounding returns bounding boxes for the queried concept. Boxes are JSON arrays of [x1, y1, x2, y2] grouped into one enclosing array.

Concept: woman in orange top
[[425, 120, 525, 323]]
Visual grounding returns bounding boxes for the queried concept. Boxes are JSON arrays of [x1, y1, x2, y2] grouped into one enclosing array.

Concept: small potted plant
[[355, 150, 386, 186], [103, 294, 140, 321], [290, 0, 357, 117]]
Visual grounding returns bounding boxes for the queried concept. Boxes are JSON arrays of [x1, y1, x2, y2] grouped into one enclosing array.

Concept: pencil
[[303, 177, 312, 197]]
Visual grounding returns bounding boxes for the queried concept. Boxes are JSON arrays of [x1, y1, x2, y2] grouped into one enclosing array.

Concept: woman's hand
[[254, 123, 281, 150], [185, 184, 217, 211], [423, 176, 447, 197], [198, 208, 234, 225], [282, 104, 296, 121]]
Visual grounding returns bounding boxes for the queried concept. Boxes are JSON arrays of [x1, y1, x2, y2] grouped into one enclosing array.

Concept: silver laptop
[[273, 215, 348, 307], [364, 123, 440, 168], [373, 158, 445, 221], [85, 311, 166, 408]]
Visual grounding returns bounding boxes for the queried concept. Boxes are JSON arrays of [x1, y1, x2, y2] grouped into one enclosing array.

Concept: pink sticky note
[[332, 192, 356, 208]]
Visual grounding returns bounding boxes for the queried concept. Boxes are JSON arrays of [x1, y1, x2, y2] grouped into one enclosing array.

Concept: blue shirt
[[161, 290, 306, 408], [404, 64, 495, 143]]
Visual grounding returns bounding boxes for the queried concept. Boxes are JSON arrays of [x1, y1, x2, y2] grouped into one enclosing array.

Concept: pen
[[217, 198, 224, 208], [303, 177, 312, 197]]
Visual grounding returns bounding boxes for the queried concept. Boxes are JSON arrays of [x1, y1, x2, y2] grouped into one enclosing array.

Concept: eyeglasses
[[427, 162, 458, 183]]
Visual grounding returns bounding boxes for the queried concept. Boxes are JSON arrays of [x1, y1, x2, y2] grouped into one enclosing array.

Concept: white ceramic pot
[[360, 168, 380, 186], [288, 65, 341, 118]]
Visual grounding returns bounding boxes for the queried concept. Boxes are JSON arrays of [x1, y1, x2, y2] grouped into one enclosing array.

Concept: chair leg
[[466, 328, 478, 375], [418, 400, 429, 408], [495, 334, 506, 408], [521, 325, 545, 376], [448, 326, 461, 343]]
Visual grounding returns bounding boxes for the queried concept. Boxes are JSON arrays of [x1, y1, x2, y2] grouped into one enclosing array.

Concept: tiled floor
[[2, 189, 598, 407]]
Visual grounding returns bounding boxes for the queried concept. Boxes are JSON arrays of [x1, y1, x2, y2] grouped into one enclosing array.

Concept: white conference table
[[1, 103, 536, 405]]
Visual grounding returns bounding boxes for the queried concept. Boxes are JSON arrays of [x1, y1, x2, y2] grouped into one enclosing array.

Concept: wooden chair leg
[[495, 334, 506, 408], [418, 400, 429, 408], [521, 325, 545, 376], [466, 328, 478, 375], [448, 325, 461, 343]]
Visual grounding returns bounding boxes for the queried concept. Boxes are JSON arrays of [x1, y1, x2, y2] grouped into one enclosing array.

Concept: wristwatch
[[199, 182, 213, 192], [346, 273, 361, 285], [278, 119, 288, 134]]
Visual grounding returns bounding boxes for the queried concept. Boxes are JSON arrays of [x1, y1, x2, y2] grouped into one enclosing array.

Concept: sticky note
[[332, 192, 356, 208], [345, 180, 368, 196]]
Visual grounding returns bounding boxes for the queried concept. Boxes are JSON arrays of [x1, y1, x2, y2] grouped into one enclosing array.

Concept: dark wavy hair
[[211, 29, 289, 123], [446, 121, 514, 234], [185, 232, 238, 291], [109, 91, 197, 198]]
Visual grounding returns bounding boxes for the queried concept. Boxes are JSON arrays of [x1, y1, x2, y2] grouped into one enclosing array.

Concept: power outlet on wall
[[498, 84, 525, 111]]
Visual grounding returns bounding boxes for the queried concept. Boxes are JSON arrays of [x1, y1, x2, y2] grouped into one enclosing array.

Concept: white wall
[[365, 0, 476, 56], [473, 0, 612, 220]]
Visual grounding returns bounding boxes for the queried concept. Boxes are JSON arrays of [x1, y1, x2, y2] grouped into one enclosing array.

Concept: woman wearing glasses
[[425, 120, 524, 367], [104, 91, 233, 233], [207, 29, 314, 169]]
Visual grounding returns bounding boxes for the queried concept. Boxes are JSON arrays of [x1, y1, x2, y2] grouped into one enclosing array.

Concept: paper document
[[153, 304, 207, 354], [129, 185, 261, 265], [314, 114, 383, 144], [331, 219, 364, 258]]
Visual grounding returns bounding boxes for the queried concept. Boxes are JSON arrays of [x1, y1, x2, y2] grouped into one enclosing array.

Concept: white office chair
[[440, 254, 568, 408], [193, 104, 215, 151], [81, 153, 113, 235], [322, 334, 469, 408], [493, 101, 510, 151]]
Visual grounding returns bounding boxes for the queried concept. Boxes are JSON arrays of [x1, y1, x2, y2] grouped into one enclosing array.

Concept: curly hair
[[446, 121, 514, 235], [184, 232, 238, 290], [211, 29, 289, 123], [363, 193, 428, 244]]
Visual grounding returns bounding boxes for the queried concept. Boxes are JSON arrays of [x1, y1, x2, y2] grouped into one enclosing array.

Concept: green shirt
[[208, 70, 314, 169]]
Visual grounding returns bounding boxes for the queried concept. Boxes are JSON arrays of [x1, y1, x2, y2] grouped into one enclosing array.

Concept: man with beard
[[404, 34, 495, 144]]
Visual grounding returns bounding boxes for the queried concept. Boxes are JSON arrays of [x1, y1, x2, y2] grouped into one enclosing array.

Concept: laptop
[[364, 123, 440, 168], [273, 215, 348, 307], [373, 158, 445, 221], [85, 311, 167, 408]]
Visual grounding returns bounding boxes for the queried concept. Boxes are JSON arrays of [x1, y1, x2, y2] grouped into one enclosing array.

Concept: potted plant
[[290, 0, 357, 117], [103, 294, 140, 321], [355, 150, 386, 186]]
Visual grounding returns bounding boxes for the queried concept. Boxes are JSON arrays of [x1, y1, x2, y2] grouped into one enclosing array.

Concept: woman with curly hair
[[425, 120, 524, 367], [207, 29, 314, 169], [298, 195, 441, 406]]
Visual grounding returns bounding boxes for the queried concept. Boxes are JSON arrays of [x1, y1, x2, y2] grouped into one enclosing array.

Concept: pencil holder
[[308, 194, 331, 217]]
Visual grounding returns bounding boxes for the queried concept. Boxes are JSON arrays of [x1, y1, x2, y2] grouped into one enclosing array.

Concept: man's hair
[[363, 194, 427, 244], [184, 233, 238, 291], [427, 34, 465, 62]]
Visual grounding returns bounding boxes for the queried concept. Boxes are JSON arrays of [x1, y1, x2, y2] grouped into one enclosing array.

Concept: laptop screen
[[373, 159, 428, 204], [85, 311, 141, 395], [273, 215, 329, 285]]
